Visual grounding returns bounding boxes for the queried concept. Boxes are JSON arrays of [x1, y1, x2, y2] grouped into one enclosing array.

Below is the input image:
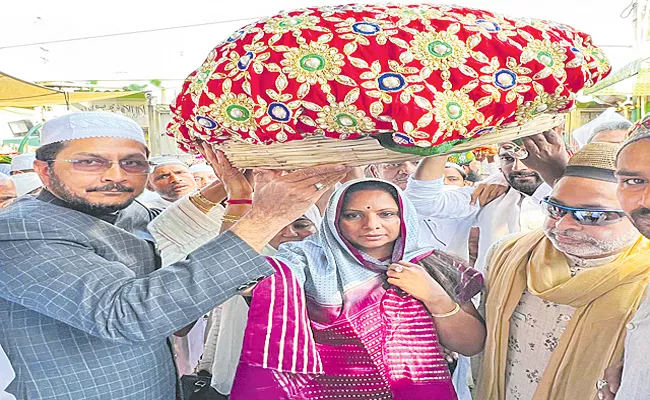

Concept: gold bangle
[[196, 190, 220, 207], [221, 214, 242, 224], [190, 191, 220, 214], [189, 193, 213, 214], [432, 302, 461, 318]]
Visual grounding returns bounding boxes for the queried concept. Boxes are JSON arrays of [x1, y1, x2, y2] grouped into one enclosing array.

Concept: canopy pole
[[17, 123, 43, 153]]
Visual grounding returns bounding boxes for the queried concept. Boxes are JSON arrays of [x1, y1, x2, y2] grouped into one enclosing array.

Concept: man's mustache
[[86, 184, 135, 193], [546, 228, 597, 244], [510, 171, 539, 178], [631, 208, 650, 220]]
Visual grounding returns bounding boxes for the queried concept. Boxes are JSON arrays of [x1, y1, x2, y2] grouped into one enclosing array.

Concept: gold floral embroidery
[[520, 38, 568, 80], [263, 13, 322, 35], [479, 56, 533, 104], [315, 88, 376, 137], [432, 89, 480, 138], [204, 79, 258, 133], [408, 24, 470, 71], [280, 41, 346, 85]]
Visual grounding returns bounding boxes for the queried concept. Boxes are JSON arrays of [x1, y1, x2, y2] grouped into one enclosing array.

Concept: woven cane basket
[[216, 113, 563, 169]]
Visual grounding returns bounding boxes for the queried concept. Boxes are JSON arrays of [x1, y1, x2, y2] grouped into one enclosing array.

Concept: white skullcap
[[41, 112, 146, 147], [445, 162, 467, 178], [572, 108, 629, 149], [0, 172, 10, 181], [303, 205, 323, 227], [11, 172, 43, 196], [189, 163, 214, 173], [150, 155, 188, 171], [10, 153, 36, 172]]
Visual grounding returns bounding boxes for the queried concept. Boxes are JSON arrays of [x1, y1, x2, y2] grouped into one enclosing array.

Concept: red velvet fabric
[[168, 4, 610, 153]]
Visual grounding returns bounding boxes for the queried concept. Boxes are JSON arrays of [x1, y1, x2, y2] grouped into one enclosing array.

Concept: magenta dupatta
[[231, 180, 460, 399]]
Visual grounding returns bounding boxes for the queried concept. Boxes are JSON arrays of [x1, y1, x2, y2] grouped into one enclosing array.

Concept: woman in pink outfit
[[231, 179, 486, 399]]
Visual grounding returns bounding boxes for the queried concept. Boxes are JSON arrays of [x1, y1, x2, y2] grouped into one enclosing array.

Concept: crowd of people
[[0, 109, 648, 400]]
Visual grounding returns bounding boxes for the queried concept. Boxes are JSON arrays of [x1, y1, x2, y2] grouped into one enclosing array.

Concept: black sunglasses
[[542, 197, 627, 226]]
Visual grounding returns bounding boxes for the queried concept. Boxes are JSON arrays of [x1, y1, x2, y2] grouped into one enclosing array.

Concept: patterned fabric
[[620, 112, 650, 154], [503, 255, 617, 400], [168, 4, 610, 155], [447, 151, 475, 166], [0, 190, 273, 400], [478, 230, 650, 400], [231, 179, 483, 399]]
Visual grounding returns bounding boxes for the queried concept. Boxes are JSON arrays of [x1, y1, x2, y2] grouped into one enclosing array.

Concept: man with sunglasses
[[0, 112, 348, 400], [597, 115, 650, 400], [477, 142, 648, 400]]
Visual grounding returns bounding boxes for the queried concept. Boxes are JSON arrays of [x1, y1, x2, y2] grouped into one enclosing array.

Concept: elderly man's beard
[[507, 171, 544, 196], [544, 227, 639, 258], [629, 208, 650, 239], [48, 170, 141, 216]]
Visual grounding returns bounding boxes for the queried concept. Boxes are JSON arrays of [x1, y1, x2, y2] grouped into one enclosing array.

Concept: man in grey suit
[[0, 112, 347, 400]]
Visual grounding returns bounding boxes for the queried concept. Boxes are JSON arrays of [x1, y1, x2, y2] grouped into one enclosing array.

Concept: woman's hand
[[199, 142, 252, 197], [386, 260, 456, 313]]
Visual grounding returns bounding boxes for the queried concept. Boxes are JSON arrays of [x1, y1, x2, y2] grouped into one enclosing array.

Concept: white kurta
[[473, 183, 550, 273], [616, 291, 650, 399], [147, 195, 225, 376], [0, 345, 15, 400], [404, 176, 551, 275]]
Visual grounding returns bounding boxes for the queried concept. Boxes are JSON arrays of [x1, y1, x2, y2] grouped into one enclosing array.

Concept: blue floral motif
[[377, 72, 406, 92], [352, 22, 381, 36], [268, 102, 292, 122], [393, 132, 414, 145], [493, 69, 517, 90], [475, 19, 500, 32], [196, 116, 218, 129], [237, 52, 255, 70], [471, 126, 495, 136], [227, 29, 246, 43]]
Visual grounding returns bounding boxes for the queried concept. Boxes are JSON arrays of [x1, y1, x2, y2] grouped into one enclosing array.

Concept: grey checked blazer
[[0, 191, 272, 400]]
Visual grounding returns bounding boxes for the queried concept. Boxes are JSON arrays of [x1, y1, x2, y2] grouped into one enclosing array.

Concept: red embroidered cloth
[[168, 4, 610, 154]]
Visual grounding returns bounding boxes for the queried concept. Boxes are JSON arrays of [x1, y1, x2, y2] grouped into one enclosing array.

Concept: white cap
[[572, 108, 629, 149], [149, 155, 187, 171], [189, 163, 213, 173], [303, 205, 322, 227], [0, 172, 10, 181], [41, 112, 146, 147], [445, 162, 467, 178], [10, 153, 36, 172], [11, 172, 43, 196]]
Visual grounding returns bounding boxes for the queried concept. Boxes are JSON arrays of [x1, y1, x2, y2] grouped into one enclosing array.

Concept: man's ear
[[368, 165, 380, 179], [33, 160, 52, 188]]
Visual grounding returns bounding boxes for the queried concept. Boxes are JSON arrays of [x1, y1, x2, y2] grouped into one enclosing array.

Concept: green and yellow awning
[[0, 71, 139, 108]]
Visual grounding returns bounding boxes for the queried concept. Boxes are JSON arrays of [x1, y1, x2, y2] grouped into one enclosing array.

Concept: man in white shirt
[[405, 132, 568, 273], [144, 156, 205, 376], [189, 163, 219, 189], [145, 156, 197, 209], [598, 115, 650, 400], [0, 345, 15, 400]]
